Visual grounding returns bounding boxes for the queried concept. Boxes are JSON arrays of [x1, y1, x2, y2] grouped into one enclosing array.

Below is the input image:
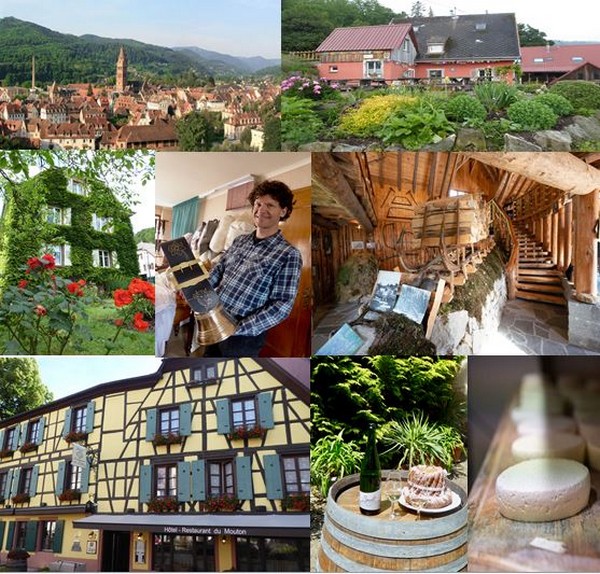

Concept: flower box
[[281, 493, 310, 512], [199, 495, 240, 512], [11, 493, 31, 504], [147, 496, 179, 513], [58, 489, 81, 502], [0, 448, 14, 459], [152, 433, 183, 447], [19, 442, 38, 454], [227, 425, 267, 441], [64, 431, 88, 444]]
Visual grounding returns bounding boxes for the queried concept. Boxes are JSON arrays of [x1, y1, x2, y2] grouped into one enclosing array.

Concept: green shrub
[[444, 94, 487, 124], [281, 96, 324, 148], [377, 103, 454, 149], [534, 92, 574, 116], [506, 99, 558, 130], [474, 82, 520, 114], [549, 81, 600, 115], [337, 94, 418, 137]]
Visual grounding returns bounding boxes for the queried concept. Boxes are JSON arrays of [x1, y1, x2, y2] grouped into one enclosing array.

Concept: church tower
[[116, 46, 127, 92]]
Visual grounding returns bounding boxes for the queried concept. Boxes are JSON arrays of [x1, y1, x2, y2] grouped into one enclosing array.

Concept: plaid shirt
[[209, 231, 302, 336]]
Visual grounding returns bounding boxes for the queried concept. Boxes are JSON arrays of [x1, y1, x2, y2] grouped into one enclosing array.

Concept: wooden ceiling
[[312, 151, 600, 228]]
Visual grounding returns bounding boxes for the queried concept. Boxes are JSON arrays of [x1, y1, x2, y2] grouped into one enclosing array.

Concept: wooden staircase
[[515, 229, 566, 306]]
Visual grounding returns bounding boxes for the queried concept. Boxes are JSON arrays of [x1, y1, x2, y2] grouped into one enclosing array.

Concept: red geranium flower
[[41, 253, 56, 270], [114, 318, 124, 327], [18, 279, 28, 289], [132, 312, 150, 332], [27, 257, 42, 270], [67, 282, 84, 296], [113, 288, 133, 307], [35, 305, 47, 316]]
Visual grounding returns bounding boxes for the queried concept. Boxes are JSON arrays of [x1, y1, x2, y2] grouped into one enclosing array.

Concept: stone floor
[[313, 298, 600, 356]]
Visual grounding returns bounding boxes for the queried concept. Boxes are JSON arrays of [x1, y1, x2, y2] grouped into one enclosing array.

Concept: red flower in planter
[[0, 448, 14, 459], [152, 433, 183, 447], [58, 489, 81, 502], [64, 430, 88, 444], [12, 492, 31, 504], [147, 496, 179, 513], [281, 493, 310, 512], [227, 425, 267, 440], [19, 442, 37, 454], [199, 495, 240, 512]]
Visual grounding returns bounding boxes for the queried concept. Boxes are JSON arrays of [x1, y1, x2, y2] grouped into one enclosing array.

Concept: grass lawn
[[0, 299, 154, 355]]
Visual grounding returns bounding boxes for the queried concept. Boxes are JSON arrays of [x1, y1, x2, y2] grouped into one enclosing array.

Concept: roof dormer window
[[427, 43, 445, 55], [475, 23, 487, 31]]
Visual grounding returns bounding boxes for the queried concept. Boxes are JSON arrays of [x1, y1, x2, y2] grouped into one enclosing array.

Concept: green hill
[[0, 17, 274, 86]]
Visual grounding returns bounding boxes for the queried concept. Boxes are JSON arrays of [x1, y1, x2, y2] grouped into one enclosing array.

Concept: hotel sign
[[161, 526, 249, 536]]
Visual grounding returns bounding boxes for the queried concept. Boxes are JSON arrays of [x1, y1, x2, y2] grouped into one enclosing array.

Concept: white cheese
[[511, 432, 585, 462], [587, 437, 600, 471], [496, 458, 590, 522], [516, 415, 577, 435]]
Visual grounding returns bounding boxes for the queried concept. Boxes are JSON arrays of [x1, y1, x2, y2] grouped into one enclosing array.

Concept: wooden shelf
[[468, 399, 600, 572]]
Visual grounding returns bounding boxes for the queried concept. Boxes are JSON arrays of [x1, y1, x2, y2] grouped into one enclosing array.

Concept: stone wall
[[565, 279, 600, 351], [430, 275, 508, 354]]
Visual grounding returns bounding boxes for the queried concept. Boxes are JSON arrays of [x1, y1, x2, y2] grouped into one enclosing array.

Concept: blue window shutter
[[10, 426, 21, 451], [257, 392, 274, 429], [177, 461, 191, 502], [3, 470, 13, 501], [139, 464, 152, 503], [0, 431, 4, 451], [0, 522, 5, 552], [62, 408, 73, 437], [191, 460, 206, 501], [36, 417, 46, 446], [5, 522, 14, 550], [85, 401, 96, 434], [81, 462, 90, 494], [263, 454, 283, 499], [29, 466, 39, 497], [10, 469, 21, 497], [145, 409, 157, 441], [179, 403, 192, 436], [235, 456, 253, 501], [215, 399, 231, 434], [53, 520, 65, 553], [24, 521, 37, 552], [19, 423, 27, 447], [55, 461, 66, 495]]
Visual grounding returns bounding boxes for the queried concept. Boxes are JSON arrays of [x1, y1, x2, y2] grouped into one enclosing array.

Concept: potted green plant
[[6, 548, 30, 571]]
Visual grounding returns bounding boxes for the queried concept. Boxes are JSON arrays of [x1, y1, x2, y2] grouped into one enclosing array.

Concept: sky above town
[[36, 356, 163, 400], [380, 0, 600, 42], [0, 0, 281, 59]]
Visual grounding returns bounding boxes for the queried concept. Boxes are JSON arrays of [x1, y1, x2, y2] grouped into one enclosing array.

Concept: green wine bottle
[[359, 423, 381, 515]]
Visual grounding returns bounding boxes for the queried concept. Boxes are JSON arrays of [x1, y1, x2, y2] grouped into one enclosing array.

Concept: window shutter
[[139, 464, 151, 503], [36, 417, 46, 446], [55, 461, 66, 495], [179, 403, 192, 436], [64, 244, 72, 266], [191, 460, 206, 501], [19, 423, 27, 448], [53, 520, 65, 553], [235, 456, 253, 501], [81, 462, 90, 493], [257, 391, 274, 429], [29, 466, 39, 497], [92, 249, 100, 267], [92, 213, 98, 230], [215, 399, 231, 434], [62, 408, 73, 438], [177, 461, 191, 502], [10, 427, 21, 451], [145, 409, 157, 441], [0, 522, 5, 552], [0, 431, 4, 451], [85, 401, 96, 434], [3, 470, 13, 501], [5, 522, 14, 551], [112, 251, 119, 269], [24, 521, 37, 552], [64, 207, 72, 225], [10, 469, 21, 497], [263, 454, 283, 499]]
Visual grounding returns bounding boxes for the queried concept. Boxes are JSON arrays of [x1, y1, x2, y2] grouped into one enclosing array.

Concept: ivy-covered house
[[0, 168, 139, 289], [0, 357, 310, 572]]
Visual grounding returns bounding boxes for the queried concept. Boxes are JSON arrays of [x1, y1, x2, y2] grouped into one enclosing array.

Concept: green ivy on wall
[[0, 168, 139, 291]]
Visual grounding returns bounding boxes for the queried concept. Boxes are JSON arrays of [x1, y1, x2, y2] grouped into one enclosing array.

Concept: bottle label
[[359, 488, 381, 511]]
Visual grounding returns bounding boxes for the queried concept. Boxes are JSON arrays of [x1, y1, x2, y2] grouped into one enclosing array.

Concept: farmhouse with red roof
[[521, 43, 600, 84]]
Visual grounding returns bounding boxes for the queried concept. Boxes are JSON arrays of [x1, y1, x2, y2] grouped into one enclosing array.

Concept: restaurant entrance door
[[152, 534, 216, 571]]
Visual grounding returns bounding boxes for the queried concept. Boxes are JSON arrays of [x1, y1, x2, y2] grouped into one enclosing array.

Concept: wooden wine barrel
[[316, 471, 468, 572]]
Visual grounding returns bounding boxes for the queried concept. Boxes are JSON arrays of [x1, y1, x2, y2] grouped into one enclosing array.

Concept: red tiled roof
[[316, 23, 413, 52], [521, 43, 600, 72]]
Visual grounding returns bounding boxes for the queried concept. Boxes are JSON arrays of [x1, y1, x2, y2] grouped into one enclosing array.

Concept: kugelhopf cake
[[403, 464, 453, 509], [496, 458, 590, 522]]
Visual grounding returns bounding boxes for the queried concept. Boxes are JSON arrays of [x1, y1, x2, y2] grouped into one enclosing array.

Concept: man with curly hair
[[206, 180, 302, 357]]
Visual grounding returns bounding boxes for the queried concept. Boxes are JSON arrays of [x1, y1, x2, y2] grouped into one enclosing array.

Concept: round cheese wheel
[[574, 410, 600, 441], [516, 415, 577, 436], [496, 458, 590, 522], [587, 438, 600, 471], [511, 432, 585, 462]]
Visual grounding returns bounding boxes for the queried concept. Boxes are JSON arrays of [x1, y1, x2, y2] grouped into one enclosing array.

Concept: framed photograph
[[369, 270, 401, 312], [86, 540, 97, 555]]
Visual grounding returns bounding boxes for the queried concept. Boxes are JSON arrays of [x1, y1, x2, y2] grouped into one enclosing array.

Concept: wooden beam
[[573, 191, 599, 298], [312, 153, 375, 232], [467, 152, 600, 196]]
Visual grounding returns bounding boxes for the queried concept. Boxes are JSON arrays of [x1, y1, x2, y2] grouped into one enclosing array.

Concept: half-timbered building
[[0, 358, 310, 572]]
